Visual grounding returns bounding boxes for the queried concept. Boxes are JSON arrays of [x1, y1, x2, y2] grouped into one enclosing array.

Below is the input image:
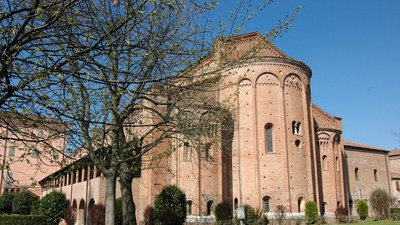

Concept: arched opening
[[206, 200, 213, 216], [186, 200, 192, 215], [297, 197, 305, 213], [88, 199, 95, 225], [355, 167, 359, 181], [234, 198, 238, 209], [374, 169, 378, 182], [184, 142, 191, 162], [78, 199, 85, 225], [262, 196, 270, 212]]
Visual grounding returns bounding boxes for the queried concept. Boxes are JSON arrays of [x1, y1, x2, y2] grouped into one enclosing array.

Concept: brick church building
[[39, 32, 394, 224]]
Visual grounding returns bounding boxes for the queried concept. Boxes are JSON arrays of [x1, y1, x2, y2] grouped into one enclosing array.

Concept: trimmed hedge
[[356, 200, 368, 221], [305, 201, 318, 224], [0, 214, 50, 225]]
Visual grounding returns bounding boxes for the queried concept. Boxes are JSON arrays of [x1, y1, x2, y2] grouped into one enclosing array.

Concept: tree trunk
[[105, 173, 117, 225], [120, 171, 137, 225]]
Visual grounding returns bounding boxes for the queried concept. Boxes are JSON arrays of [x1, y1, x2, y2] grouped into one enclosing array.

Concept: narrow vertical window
[[322, 155, 328, 171], [265, 124, 273, 153], [374, 169, 378, 182], [8, 146, 14, 157], [234, 198, 238, 209], [262, 196, 270, 212], [5, 171, 13, 185], [184, 142, 191, 162], [396, 181, 400, 191], [336, 157, 340, 172], [355, 168, 359, 181], [205, 143, 212, 161]]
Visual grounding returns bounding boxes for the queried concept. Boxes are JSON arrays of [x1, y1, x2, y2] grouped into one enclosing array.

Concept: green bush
[[12, 190, 37, 215], [215, 200, 232, 224], [154, 185, 186, 225], [390, 208, 400, 221], [370, 188, 390, 220], [0, 192, 15, 214], [0, 214, 50, 225], [36, 191, 68, 225], [305, 201, 318, 224], [356, 200, 368, 221]]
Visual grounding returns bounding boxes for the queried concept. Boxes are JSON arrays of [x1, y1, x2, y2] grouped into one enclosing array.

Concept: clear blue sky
[[215, 0, 400, 150]]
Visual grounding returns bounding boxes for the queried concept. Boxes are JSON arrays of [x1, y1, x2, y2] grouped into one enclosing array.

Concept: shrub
[[0, 214, 50, 225], [370, 188, 390, 220], [305, 201, 318, 224], [143, 205, 155, 225], [12, 190, 37, 215], [335, 206, 349, 223], [88, 203, 105, 225], [234, 204, 267, 225], [63, 204, 76, 225], [356, 200, 368, 221], [36, 191, 68, 225], [154, 185, 186, 225], [0, 192, 15, 214], [215, 200, 232, 224], [390, 208, 400, 221], [274, 205, 286, 225]]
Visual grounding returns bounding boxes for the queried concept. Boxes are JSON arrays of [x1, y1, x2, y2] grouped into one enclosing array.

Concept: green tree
[[356, 200, 368, 221], [0, 192, 15, 214], [36, 191, 68, 225], [12, 190, 37, 215], [305, 201, 318, 224], [370, 188, 390, 220], [154, 185, 186, 225]]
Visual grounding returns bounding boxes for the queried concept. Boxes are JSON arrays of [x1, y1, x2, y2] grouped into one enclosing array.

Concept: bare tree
[[1, 1, 301, 225]]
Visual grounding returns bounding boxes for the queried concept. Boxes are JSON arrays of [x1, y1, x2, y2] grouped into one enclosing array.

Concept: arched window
[[355, 168, 359, 181], [184, 142, 191, 162], [234, 198, 238, 209], [206, 200, 213, 216], [262, 196, 270, 212], [374, 169, 378, 182], [322, 155, 328, 171], [186, 200, 192, 215], [265, 124, 273, 153]]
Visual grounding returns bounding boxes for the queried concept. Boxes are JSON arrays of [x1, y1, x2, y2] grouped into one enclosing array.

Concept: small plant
[[234, 205, 267, 225], [274, 205, 286, 225], [154, 185, 186, 225], [305, 201, 318, 224], [88, 203, 105, 225], [143, 205, 155, 225], [356, 200, 368, 221], [390, 208, 400, 221], [335, 205, 349, 223], [370, 188, 390, 220]]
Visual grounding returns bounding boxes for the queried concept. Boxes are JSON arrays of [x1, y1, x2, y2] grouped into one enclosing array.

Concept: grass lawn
[[328, 220, 398, 225]]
